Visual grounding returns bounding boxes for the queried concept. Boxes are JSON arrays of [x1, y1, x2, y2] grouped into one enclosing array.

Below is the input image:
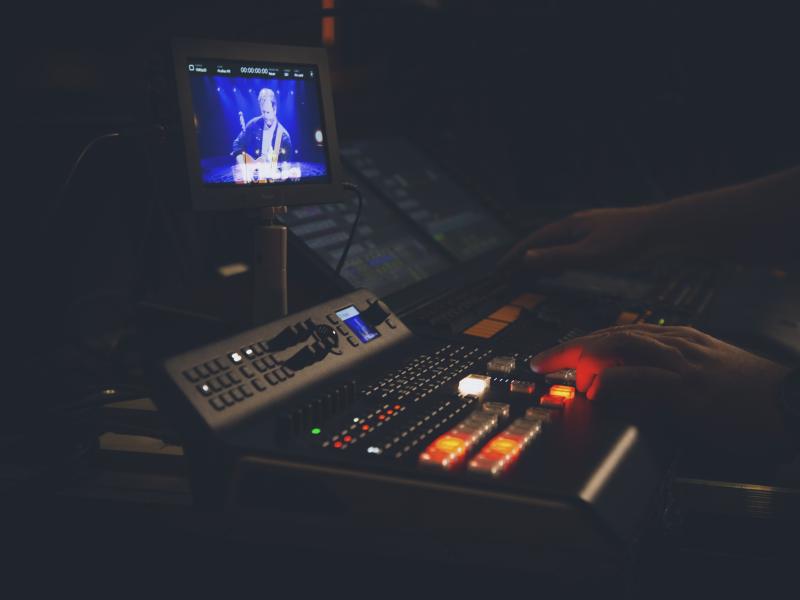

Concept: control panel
[[163, 289, 411, 442], [160, 290, 667, 558]]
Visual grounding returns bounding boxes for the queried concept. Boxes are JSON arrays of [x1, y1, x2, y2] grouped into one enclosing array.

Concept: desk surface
[[6, 397, 800, 597]]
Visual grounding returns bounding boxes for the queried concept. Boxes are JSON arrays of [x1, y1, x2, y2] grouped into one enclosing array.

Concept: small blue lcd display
[[335, 305, 380, 343]]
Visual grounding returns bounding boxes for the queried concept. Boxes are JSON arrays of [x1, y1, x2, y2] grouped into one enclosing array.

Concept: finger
[[573, 333, 680, 392], [530, 343, 583, 374], [576, 352, 620, 393], [499, 218, 583, 266], [522, 242, 601, 272], [584, 331, 688, 372], [588, 366, 681, 402], [531, 330, 687, 378], [577, 323, 709, 346]]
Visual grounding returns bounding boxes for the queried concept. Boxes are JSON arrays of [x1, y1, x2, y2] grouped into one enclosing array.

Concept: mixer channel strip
[[317, 344, 494, 456], [467, 411, 545, 476]]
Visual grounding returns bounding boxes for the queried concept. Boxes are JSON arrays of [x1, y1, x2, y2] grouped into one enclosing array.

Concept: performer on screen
[[231, 88, 293, 171]]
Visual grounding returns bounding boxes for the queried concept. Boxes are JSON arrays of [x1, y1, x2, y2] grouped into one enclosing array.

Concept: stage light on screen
[[186, 57, 331, 186]]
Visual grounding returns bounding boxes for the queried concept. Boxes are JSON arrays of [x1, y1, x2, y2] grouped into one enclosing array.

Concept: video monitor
[[173, 39, 345, 209]]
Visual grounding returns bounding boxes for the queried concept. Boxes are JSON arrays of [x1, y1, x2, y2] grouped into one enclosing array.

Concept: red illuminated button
[[343, 435, 353, 443], [333, 441, 343, 449]]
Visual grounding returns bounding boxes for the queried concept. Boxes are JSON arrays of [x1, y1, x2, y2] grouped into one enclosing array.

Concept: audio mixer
[[159, 289, 670, 568]]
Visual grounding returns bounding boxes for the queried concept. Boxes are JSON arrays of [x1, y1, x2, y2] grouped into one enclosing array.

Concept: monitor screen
[[173, 39, 344, 209], [341, 139, 513, 261], [282, 139, 514, 299], [185, 58, 330, 186], [335, 306, 380, 343], [281, 167, 452, 297]]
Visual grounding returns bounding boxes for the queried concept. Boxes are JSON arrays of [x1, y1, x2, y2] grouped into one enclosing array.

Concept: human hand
[[530, 324, 791, 456], [500, 205, 669, 272]]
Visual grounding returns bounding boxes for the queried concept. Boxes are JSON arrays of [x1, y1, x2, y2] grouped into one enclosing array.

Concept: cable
[[43, 132, 121, 235], [335, 182, 363, 275]]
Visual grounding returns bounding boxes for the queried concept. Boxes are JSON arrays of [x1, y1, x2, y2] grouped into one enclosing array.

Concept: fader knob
[[361, 300, 391, 327], [314, 324, 339, 349], [284, 342, 328, 371]]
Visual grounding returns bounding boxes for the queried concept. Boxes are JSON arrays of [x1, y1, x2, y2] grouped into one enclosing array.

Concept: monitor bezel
[[172, 38, 345, 210]]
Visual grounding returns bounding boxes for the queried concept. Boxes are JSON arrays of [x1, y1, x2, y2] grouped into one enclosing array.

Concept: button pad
[[419, 409, 501, 469], [176, 294, 407, 418], [468, 416, 542, 476]]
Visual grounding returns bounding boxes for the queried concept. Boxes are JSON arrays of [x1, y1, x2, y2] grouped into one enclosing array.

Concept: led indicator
[[311, 427, 321, 435], [394, 404, 401, 410], [343, 435, 353, 443], [658, 317, 666, 326], [361, 424, 370, 431], [333, 441, 343, 449], [378, 415, 386, 421]]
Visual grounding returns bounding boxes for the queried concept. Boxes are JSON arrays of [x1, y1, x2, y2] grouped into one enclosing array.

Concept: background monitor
[[172, 38, 345, 210]]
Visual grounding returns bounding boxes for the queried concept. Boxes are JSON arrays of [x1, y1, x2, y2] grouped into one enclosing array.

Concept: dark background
[[7, 2, 800, 592], [12, 0, 800, 412], [11, 0, 800, 413]]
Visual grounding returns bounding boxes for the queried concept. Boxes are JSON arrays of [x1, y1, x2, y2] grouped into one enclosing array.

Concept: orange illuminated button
[[549, 385, 575, 400], [419, 434, 470, 468], [468, 436, 523, 475], [419, 411, 500, 469], [539, 394, 565, 408], [488, 305, 522, 323], [462, 318, 509, 339], [468, 418, 542, 476]]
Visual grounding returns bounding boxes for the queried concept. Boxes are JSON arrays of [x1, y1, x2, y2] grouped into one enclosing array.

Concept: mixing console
[[159, 289, 668, 562]]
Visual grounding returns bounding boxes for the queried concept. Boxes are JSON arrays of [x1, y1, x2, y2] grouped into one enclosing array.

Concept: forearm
[[654, 166, 800, 264]]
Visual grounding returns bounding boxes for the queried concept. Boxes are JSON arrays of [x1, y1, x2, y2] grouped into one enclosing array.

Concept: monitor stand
[[253, 206, 288, 325]]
